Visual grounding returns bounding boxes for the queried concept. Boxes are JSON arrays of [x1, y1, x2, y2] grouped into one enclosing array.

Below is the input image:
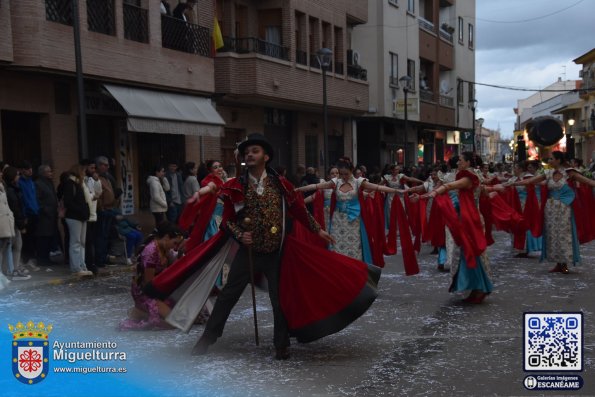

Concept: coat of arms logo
[[9, 321, 53, 385]]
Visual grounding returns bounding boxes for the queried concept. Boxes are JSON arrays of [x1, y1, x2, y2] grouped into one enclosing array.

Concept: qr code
[[524, 313, 582, 371]]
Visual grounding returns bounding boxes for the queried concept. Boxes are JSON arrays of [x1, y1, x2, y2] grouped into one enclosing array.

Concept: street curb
[[1, 265, 134, 293]]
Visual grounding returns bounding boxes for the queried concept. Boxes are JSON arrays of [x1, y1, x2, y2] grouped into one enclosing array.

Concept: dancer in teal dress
[[181, 160, 227, 288], [423, 152, 493, 304], [297, 157, 400, 265], [509, 151, 595, 274], [509, 162, 543, 257], [408, 157, 459, 272]]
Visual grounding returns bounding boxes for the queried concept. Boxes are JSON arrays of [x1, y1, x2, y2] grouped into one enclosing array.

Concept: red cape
[[145, 173, 380, 342], [360, 191, 386, 268], [569, 180, 595, 244], [385, 195, 419, 275], [280, 235, 380, 342], [429, 170, 486, 268], [426, 196, 446, 247], [291, 192, 328, 249]]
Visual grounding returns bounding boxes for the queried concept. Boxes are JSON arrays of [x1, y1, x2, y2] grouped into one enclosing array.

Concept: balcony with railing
[[310, 53, 321, 69], [161, 15, 211, 57], [87, 0, 116, 35], [439, 94, 454, 108], [220, 37, 289, 61], [295, 49, 308, 66], [347, 64, 367, 81], [439, 27, 453, 43], [420, 89, 435, 102], [17, 0, 215, 93], [215, 47, 368, 113], [123, 3, 148, 43], [570, 119, 595, 134], [418, 17, 435, 34], [45, 0, 72, 25]]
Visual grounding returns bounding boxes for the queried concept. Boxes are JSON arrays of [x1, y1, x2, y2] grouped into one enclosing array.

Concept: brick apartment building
[[1, 0, 369, 214], [213, 0, 369, 172], [0, 0, 223, 213]]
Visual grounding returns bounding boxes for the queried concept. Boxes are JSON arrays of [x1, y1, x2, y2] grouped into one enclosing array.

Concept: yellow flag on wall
[[213, 17, 224, 51]]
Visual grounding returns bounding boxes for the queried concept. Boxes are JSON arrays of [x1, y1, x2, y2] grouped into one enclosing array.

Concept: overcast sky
[[475, 0, 594, 139]]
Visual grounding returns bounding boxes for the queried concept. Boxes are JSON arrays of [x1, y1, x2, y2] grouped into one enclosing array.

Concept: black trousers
[[85, 221, 97, 273], [36, 236, 52, 264], [95, 210, 114, 266], [152, 212, 166, 229], [203, 248, 289, 349], [21, 215, 38, 263]]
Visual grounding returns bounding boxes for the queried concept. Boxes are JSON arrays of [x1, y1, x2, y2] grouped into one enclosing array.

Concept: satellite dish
[[527, 116, 563, 147], [440, 80, 452, 94]]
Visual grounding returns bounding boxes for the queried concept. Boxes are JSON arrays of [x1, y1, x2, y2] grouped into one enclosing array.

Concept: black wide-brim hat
[[237, 133, 274, 161], [527, 116, 563, 147]]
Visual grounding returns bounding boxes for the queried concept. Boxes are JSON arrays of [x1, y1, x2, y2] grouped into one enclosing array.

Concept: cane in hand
[[243, 217, 260, 346]]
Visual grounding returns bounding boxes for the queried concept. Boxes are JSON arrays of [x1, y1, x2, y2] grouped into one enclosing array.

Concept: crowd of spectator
[[0, 157, 139, 282]]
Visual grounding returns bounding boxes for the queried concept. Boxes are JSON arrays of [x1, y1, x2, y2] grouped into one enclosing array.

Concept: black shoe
[[191, 335, 214, 356], [560, 263, 570, 274], [275, 347, 290, 360]]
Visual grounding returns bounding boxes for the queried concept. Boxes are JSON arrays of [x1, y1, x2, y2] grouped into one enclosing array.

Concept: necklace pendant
[[256, 185, 264, 195]]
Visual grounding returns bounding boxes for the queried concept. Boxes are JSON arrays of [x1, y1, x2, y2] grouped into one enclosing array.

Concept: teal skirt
[[450, 254, 493, 294]]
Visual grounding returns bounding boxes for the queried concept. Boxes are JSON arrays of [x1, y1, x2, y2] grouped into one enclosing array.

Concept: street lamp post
[[478, 117, 484, 160], [316, 48, 333, 172], [72, 0, 88, 158], [399, 75, 412, 164], [469, 99, 478, 154], [567, 118, 575, 160]]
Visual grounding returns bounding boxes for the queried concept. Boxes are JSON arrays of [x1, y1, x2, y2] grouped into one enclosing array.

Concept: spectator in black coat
[[35, 164, 60, 266], [62, 165, 93, 276]]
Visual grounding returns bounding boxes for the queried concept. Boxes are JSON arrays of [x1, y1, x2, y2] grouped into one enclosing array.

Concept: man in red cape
[[190, 134, 334, 360], [145, 135, 380, 360]]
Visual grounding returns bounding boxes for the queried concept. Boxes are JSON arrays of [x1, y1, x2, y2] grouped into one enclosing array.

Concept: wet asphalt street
[[2, 231, 594, 397]]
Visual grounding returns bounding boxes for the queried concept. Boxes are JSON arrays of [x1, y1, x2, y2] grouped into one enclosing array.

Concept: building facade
[[213, 0, 369, 175], [513, 77, 588, 163], [0, 0, 224, 213], [566, 49, 595, 162], [1, 0, 372, 213], [351, 0, 476, 168]]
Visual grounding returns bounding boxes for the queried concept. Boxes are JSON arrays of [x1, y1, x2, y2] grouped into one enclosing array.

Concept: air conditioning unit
[[347, 49, 361, 66]]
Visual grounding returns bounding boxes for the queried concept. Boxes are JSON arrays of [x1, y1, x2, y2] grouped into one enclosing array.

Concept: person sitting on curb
[[112, 209, 144, 265]]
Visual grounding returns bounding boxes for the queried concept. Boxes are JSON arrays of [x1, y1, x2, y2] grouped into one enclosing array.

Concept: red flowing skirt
[[280, 235, 380, 342]]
